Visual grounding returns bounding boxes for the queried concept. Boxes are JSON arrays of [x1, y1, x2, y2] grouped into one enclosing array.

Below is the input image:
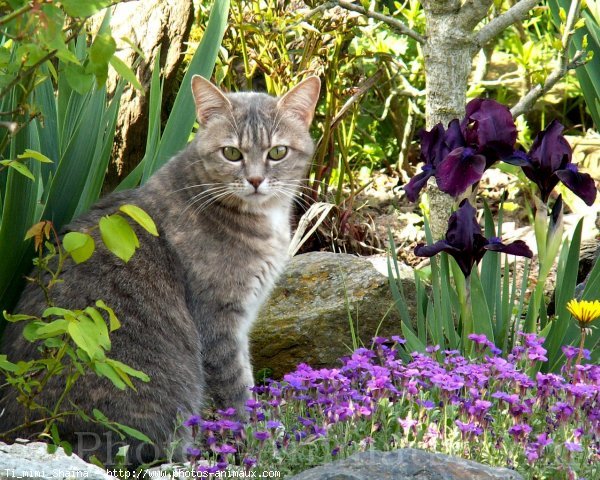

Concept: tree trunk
[[94, 0, 194, 190], [421, 0, 491, 237]]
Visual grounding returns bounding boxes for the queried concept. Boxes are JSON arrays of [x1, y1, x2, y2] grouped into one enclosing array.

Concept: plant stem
[[459, 278, 473, 354], [575, 328, 586, 367]]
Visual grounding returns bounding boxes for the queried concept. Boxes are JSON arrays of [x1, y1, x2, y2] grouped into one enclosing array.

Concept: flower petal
[[445, 199, 482, 251], [444, 119, 465, 151], [529, 120, 572, 172], [461, 99, 517, 160], [555, 165, 598, 206], [436, 147, 486, 197], [404, 168, 434, 202], [419, 122, 448, 167], [502, 149, 530, 167], [414, 240, 460, 258], [484, 239, 533, 258]]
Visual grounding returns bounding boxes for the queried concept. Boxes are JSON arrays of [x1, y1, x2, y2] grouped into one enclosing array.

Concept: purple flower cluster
[[184, 334, 598, 476]]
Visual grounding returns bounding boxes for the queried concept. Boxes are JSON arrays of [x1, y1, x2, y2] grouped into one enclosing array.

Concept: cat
[[0, 75, 321, 465]]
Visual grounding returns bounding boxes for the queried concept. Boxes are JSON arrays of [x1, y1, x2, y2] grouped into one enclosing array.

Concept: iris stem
[[458, 278, 474, 355]]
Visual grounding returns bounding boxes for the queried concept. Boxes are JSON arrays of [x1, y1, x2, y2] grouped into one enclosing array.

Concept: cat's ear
[[191, 75, 232, 126], [277, 76, 321, 128]]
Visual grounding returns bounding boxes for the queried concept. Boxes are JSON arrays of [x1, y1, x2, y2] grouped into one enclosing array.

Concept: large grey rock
[[0, 441, 115, 480], [250, 252, 416, 379], [287, 449, 523, 480]]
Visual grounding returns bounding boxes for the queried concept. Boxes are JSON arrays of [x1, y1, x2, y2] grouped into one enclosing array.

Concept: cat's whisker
[[178, 186, 232, 220], [273, 187, 312, 211], [170, 183, 230, 195], [191, 190, 236, 217]]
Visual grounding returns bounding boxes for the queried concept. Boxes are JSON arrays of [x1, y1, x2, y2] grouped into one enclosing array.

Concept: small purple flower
[[508, 423, 532, 441], [552, 401, 574, 422], [468, 333, 488, 345], [217, 407, 237, 417], [562, 345, 591, 361], [186, 446, 201, 458], [266, 420, 282, 429], [183, 415, 201, 427], [391, 335, 406, 344], [398, 417, 418, 433], [455, 420, 483, 436], [215, 443, 236, 454], [564, 441, 583, 452], [253, 431, 270, 441], [245, 398, 262, 411]]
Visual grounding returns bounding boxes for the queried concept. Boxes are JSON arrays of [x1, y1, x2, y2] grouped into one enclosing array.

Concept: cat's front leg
[[201, 324, 254, 418]]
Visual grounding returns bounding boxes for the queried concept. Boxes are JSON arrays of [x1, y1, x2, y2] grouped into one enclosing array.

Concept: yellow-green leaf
[[7, 161, 34, 180], [119, 204, 158, 236], [109, 56, 143, 91], [93, 363, 126, 390], [84, 307, 111, 351], [63, 232, 95, 264], [96, 300, 120, 331], [99, 214, 139, 263], [17, 149, 53, 163], [68, 320, 104, 361]]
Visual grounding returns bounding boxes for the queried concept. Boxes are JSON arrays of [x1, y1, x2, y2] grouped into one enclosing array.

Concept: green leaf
[[112, 422, 153, 444], [0, 355, 18, 372], [84, 307, 111, 351], [470, 269, 495, 344], [64, 63, 95, 95], [17, 149, 53, 163], [60, 0, 112, 17], [6, 161, 34, 180], [90, 34, 116, 65], [35, 319, 69, 338], [42, 307, 73, 318], [63, 232, 95, 263], [96, 300, 120, 331], [94, 362, 126, 390], [119, 204, 158, 236], [3, 311, 37, 322], [68, 320, 104, 361], [99, 214, 139, 263], [92, 408, 109, 422], [106, 358, 150, 382], [109, 56, 143, 91]]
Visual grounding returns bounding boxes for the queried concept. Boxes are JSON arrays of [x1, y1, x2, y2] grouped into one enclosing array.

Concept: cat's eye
[[268, 145, 288, 161], [222, 146, 242, 161]]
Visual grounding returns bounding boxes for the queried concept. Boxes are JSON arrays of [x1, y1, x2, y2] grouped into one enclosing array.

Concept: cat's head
[[188, 75, 320, 211]]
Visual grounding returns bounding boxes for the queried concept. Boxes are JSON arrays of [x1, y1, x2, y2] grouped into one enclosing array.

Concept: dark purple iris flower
[[405, 99, 517, 200], [505, 120, 597, 206], [414, 200, 532, 277]]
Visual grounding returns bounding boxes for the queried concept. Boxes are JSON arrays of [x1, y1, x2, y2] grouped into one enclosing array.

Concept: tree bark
[[95, 0, 194, 190]]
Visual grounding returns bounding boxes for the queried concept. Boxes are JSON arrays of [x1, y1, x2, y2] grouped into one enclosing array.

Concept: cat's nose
[[247, 176, 265, 191]]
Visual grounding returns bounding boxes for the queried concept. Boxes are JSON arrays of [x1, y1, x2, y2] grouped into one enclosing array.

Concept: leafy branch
[[511, 0, 586, 118], [476, 0, 541, 47], [332, 0, 426, 44]]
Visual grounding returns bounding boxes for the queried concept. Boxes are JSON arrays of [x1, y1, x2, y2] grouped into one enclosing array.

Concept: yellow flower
[[566, 299, 600, 327]]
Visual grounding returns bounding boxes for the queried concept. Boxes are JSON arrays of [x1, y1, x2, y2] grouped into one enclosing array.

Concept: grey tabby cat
[[0, 75, 321, 465]]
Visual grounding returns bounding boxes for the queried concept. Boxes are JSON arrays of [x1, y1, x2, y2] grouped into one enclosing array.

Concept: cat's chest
[[181, 208, 290, 313]]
